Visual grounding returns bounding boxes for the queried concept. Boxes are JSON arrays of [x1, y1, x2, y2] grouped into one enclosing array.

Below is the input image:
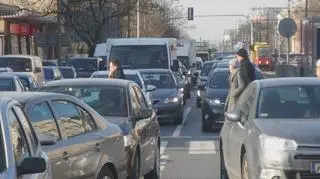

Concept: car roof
[[43, 66, 58, 69], [214, 68, 229, 72], [0, 55, 40, 59], [0, 74, 17, 79], [69, 57, 100, 60], [2, 72, 30, 77], [43, 78, 130, 88], [58, 66, 74, 69], [203, 61, 216, 65], [0, 92, 66, 106], [93, 69, 139, 75], [259, 77, 320, 88], [138, 69, 172, 73]]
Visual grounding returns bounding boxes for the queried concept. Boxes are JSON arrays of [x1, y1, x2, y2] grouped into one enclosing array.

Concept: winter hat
[[229, 58, 240, 67], [237, 48, 248, 59]]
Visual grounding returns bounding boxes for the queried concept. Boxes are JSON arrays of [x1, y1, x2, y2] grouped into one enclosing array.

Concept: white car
[[90, 69, 156, 107]]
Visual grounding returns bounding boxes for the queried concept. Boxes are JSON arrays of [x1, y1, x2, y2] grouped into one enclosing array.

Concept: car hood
[[151, 89, 177, 100], [205, 89, 228, 102], [255, 119, 320, 145]]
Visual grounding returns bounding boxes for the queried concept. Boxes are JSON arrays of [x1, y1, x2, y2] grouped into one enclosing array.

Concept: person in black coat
[[108, 59, 126, 79], [230, 48, 255, 100]]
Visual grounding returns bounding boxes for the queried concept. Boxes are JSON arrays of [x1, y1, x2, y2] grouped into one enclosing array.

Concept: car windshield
[[140, 72, 175, 89], [201, 63, 214, 76], [67, 58, 98, 72], [59, 68, 75, 78], [258, 48, 270, 58], [44, 68, 54, 80], [0, 57, 32, 72], [177, 56, 190, 69], [209, 72, 229, 89], [0, 78, 14, 91], [110, 45, 169, 69], [42, 86, 128, 117], [217, 62, 229, 68], [18, 76, 31, 89], [196, 61, 202, 70], [257, 85, 320, 119], [126, 74, 143, 89]]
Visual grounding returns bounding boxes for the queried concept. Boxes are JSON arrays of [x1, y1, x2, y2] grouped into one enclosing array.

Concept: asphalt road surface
[[158, 71, 276, 179]]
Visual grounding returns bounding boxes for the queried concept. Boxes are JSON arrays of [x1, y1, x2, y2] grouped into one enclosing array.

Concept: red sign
[[9, 24, 21, 34], [9, 23, 39, 36]]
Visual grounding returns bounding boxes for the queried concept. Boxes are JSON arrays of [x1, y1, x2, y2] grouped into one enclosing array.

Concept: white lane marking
[[161, 136, 193, 139], [160, 141, 169, 174], [188, 140, 217, 154], [172, 107, 192, 137]]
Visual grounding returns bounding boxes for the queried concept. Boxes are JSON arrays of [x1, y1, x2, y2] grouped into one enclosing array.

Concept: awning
[[0, 3, 19, 16], [0, 9, 56, 24]]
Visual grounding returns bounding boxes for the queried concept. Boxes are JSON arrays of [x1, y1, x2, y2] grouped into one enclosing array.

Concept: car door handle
[[95, 143, 101, 152], [63, 151, 69, 161]]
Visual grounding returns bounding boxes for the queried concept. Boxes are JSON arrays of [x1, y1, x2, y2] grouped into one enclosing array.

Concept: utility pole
[[287, 0, 291, 59], [56, 0, 62, 58], [305, 0, 308, 18], [136, 0, 140, 37]]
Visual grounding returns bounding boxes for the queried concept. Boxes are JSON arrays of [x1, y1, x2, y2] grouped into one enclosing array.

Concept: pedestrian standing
[[225, 58, 240, 112], [108, 59, 126, 79], [316, 59, 320, 78], [228, 48, 255, 106]]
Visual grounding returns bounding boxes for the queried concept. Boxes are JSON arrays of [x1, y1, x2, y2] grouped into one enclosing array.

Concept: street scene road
[[159, 71, 275, 179]]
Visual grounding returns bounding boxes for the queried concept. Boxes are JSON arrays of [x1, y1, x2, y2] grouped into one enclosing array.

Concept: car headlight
[[164, 97, 179, 103], [123, 135, 132, 147], [197, 90, 201, 97], [179, 88, 184, 93], [207, 99, 223, 106], [260, 134, 297, 151]]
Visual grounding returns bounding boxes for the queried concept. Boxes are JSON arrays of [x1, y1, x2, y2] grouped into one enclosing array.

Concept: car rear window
[[0, 78, 15, 91]]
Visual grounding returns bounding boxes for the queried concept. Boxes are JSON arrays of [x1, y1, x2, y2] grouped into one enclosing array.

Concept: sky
[[178, 0, 288, 43]]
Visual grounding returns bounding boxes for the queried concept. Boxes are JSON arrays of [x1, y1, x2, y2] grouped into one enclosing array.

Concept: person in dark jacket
[[108, 59, 126, 79], [228, 48, 255, 105]]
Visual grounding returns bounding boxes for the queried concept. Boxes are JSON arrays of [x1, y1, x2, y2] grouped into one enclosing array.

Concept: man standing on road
[[225, 58, 240, 112], [316, 59, 320, 78], [229, 48, 255, 104], [108, 59, 126, 79]]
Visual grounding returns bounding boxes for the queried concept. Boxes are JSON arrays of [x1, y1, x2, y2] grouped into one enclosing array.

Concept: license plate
[[311, 162, 320, 174]]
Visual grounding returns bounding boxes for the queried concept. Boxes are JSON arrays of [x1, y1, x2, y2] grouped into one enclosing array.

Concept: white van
[[106, 38, 177, 70], [0, 55, 44, 86]]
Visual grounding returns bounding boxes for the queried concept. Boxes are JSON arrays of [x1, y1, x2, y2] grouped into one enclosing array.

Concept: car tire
[[97, 167, 115, 179], [175, 109, 184, 125], [130, 150, 140, 179], [196, 98, 201, 108], [241, 152, 249, 179], [220, 147, 229, 179], [145, 145, 160, 179]]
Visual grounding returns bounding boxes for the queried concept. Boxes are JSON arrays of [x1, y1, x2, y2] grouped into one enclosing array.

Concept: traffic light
[[188, 7, 194, 20]]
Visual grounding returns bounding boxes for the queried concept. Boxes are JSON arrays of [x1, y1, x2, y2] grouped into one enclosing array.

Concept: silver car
[[0, 92, 127, 179], [90, 70, 156, 107], [0, 97, 51, 179], [221, 77, 320, 179]]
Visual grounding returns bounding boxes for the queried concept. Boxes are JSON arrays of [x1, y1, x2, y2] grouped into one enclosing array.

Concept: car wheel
[[196, 98, 201, 108], [145, 145, 160, 179], [175, 109, 184, 125], [220, 147, 229, 179], [241, 152, 249, 179], [97, 167, 115, 179], [130, 151, 140, 179]]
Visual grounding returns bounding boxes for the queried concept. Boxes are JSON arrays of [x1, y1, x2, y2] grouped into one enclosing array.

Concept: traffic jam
[[0, 36, 320, 179]]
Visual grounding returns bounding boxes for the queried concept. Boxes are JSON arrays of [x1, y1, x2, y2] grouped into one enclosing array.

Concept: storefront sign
[[9, 23, 39, 36]]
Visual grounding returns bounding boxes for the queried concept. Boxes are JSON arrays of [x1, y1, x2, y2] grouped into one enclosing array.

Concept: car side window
[[75, 105, 97, 132], [133, 86, 148, 108], [13, 106, 38, 151], [31, 102, 60, 139], [236, 84, 256, 118], [8, 109, 31, 164], [130, 86, 140, 116], [52, 100, 86, 138]]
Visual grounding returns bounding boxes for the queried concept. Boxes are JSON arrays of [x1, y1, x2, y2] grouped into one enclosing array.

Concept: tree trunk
[[88, 44, 96, 57]]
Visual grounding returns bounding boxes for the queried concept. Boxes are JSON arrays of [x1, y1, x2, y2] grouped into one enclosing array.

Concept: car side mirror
[[225, 109, 241, 122], [17, 157, 46, 176], [137, 108, 153, 120], [35, 67, 41, 73], [146, 85, 156, 92], [38, 133, 57, 146]]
